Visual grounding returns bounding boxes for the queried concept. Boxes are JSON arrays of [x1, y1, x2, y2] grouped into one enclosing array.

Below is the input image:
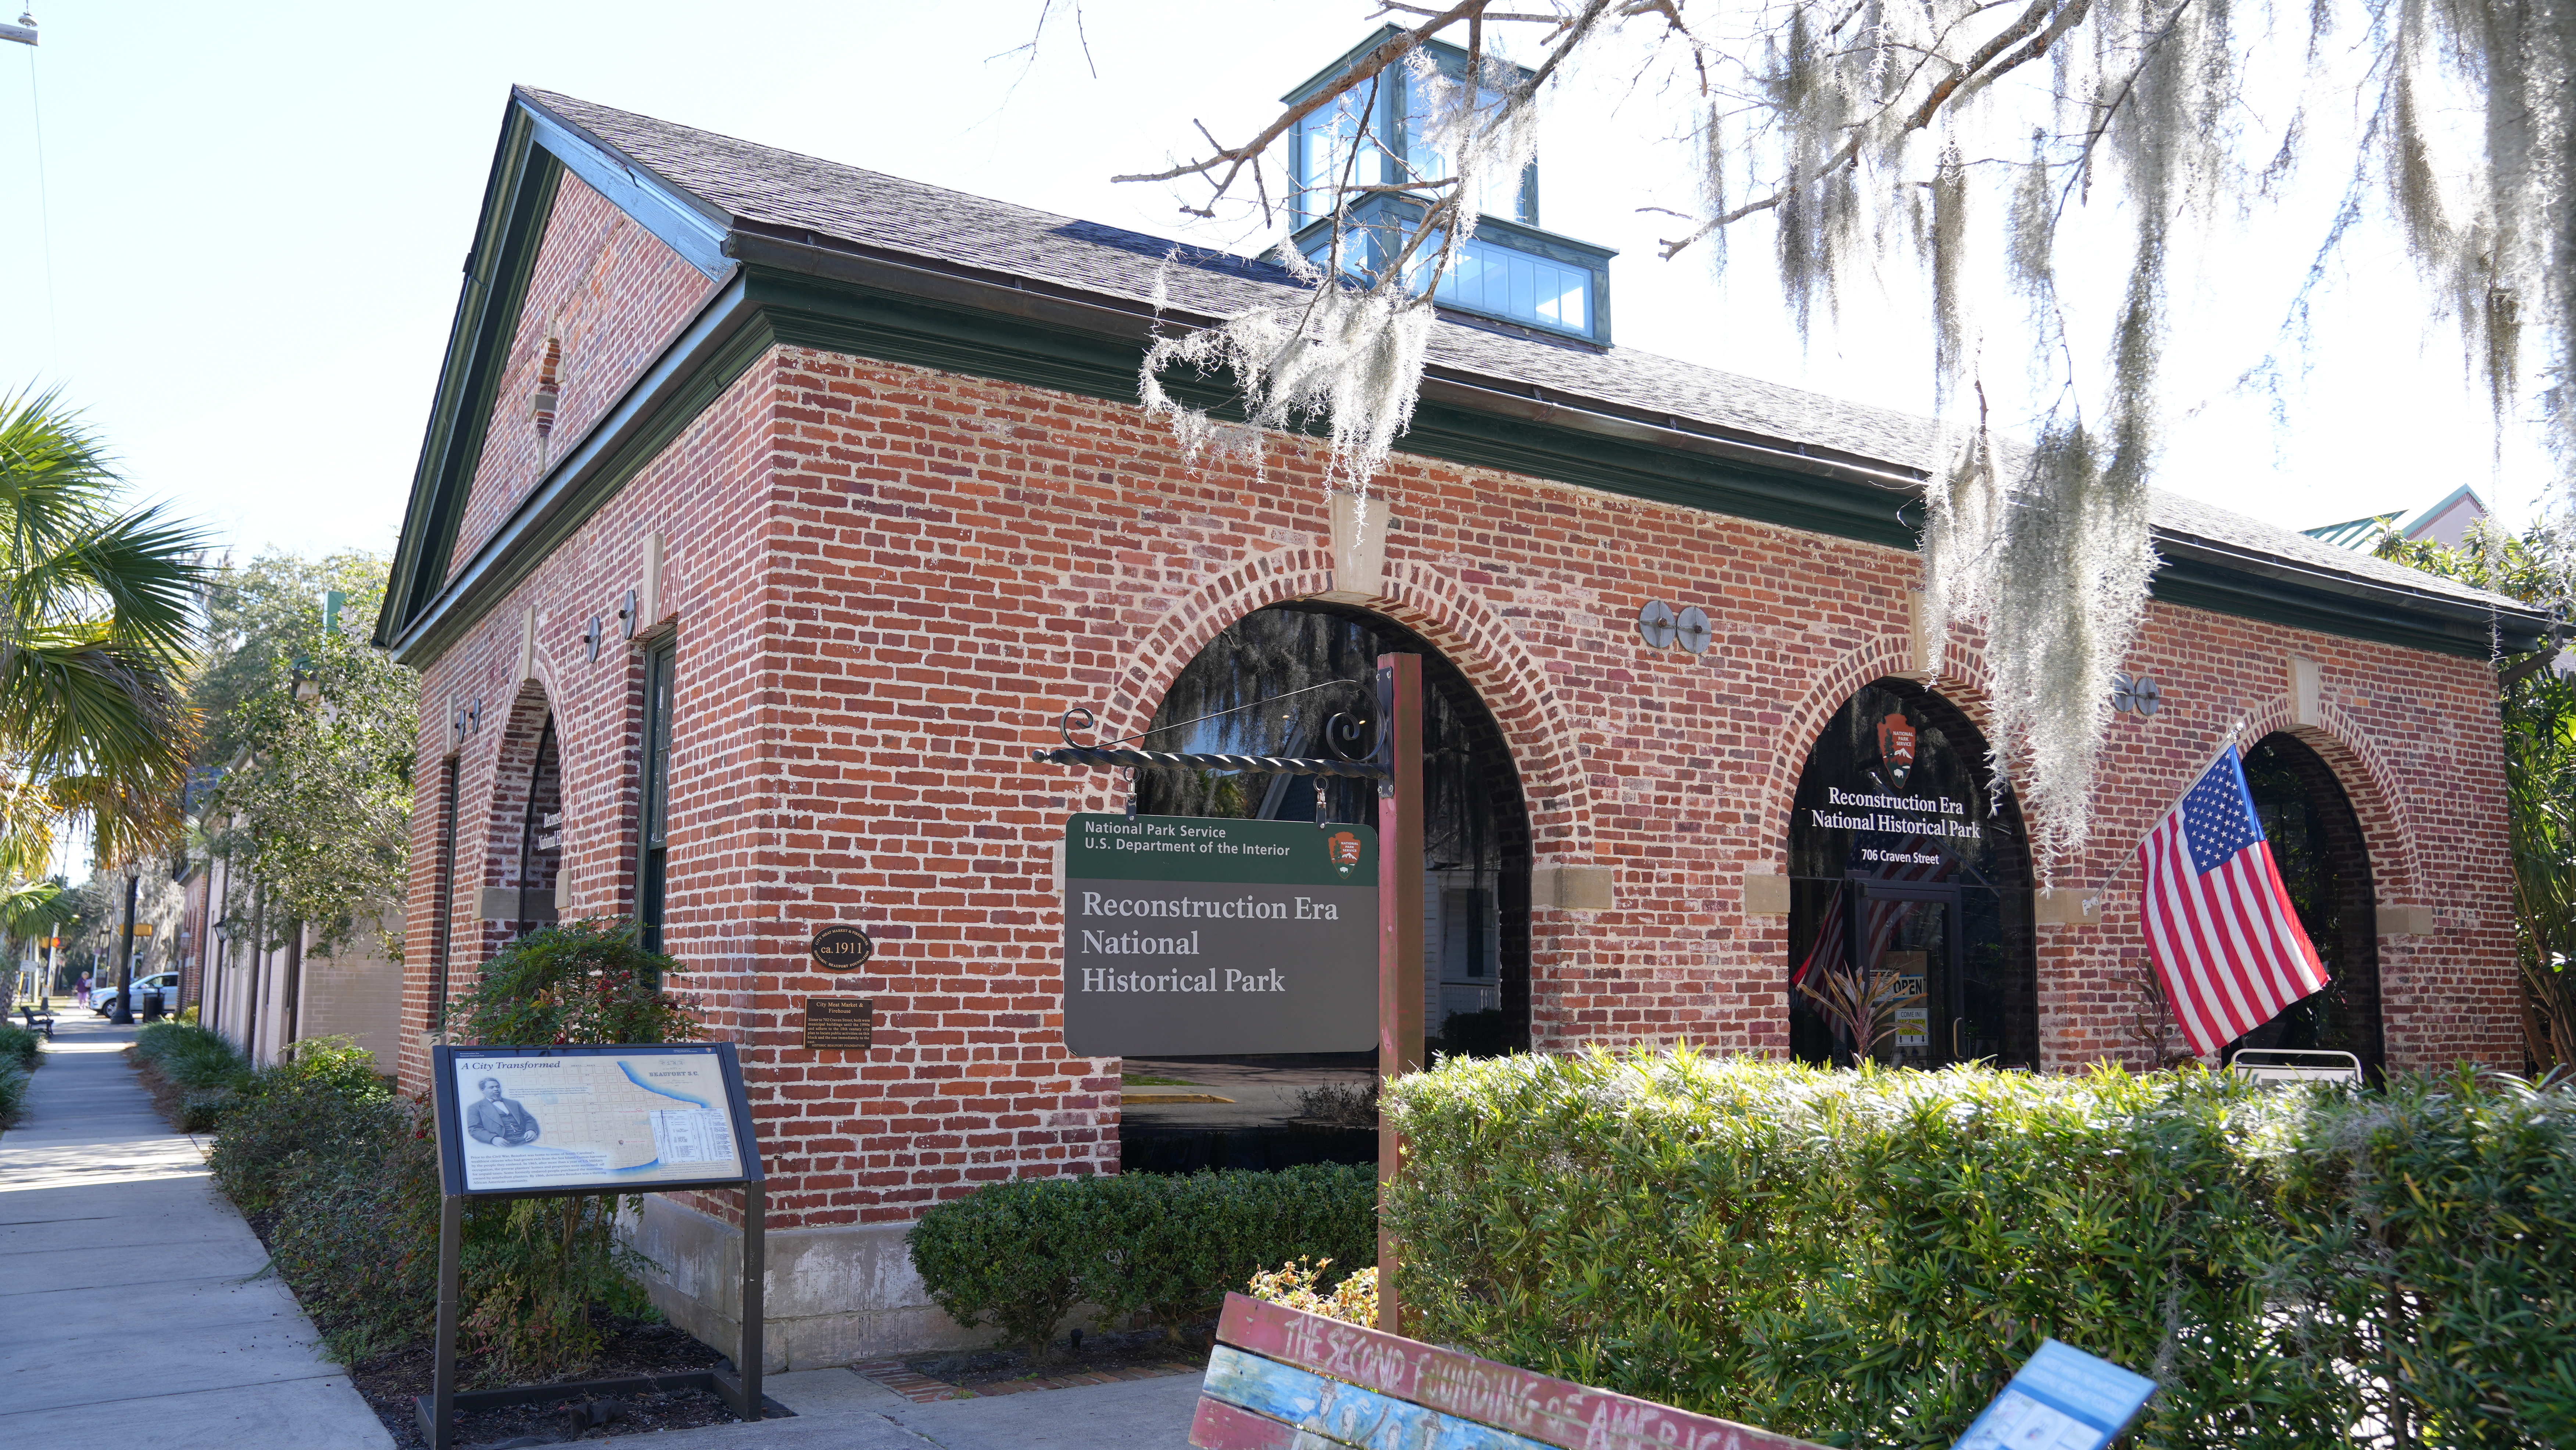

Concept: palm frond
[[0, 387, 128, 566]]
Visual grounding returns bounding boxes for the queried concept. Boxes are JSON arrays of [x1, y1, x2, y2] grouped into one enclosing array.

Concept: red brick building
[[379, 86, 2543, 1366]]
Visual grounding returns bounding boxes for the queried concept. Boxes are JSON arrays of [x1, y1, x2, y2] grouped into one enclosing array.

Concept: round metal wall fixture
[[1637, 600, 1678, 650], [618, 589, 638, 640], [1673, 605, 1711, 655], [2109, 673, 2165, 716], [584, 615, 604, 663]]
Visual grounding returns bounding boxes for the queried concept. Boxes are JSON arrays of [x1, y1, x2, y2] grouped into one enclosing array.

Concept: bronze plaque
[[811, 924, 874, 971], [802, 997, 873, 1051]]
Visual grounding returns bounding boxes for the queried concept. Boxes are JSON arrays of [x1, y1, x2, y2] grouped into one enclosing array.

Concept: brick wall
[[444, 172, 719, 581], [401, 317, 2518, 1236]]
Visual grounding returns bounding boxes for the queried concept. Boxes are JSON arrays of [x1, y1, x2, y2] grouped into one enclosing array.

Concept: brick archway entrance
[[2234, 731, 2384, 1078], [1786, 677, 2039, 1069]]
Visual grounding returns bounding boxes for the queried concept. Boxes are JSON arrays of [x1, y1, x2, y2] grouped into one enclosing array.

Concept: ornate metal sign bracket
[[1031, 694, 1392, 782]]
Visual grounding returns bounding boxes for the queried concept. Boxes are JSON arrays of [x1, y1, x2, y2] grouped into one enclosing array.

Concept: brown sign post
[[1374, 653, 1424, 1336]]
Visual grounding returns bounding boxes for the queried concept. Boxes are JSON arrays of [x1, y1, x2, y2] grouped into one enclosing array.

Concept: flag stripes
[[2136, 751, 2330, 1056]]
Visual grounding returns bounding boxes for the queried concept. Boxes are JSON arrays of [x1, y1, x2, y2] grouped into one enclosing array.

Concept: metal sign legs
[[415, 1183, 767, 1450]]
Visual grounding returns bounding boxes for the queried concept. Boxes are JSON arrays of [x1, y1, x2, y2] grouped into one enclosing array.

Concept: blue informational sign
[[1952, 1339, 2158, 1449]]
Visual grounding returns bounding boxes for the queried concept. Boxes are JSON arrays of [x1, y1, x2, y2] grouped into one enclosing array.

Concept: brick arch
[[1089, 549, 1596, 858], [1754, 634, 2001, 861], [2227, 696, 2424, 908]]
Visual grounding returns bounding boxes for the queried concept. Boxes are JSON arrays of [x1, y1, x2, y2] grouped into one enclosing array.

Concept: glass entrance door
[[1858, 883, 1959, 1068]]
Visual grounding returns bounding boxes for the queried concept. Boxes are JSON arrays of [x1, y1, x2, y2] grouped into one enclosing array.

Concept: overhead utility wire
[[7, 12, 57, 368]]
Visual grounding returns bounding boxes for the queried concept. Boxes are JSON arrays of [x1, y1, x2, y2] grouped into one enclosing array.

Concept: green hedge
[[0, 1020, 40, 1072], [204, 1038, 394, 1214], [909, 1164, 1376, 1356], [134, 1021, 255, 1128], [1385, 1051, 2576, 1450], [0, 1060, 25, 1123]]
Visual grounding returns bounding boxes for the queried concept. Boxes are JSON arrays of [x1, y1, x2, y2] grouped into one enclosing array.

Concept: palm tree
[[0, 386, 209, 873]]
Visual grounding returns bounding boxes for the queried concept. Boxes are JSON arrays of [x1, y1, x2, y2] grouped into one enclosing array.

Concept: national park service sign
[[1061, 813, 1378, 1056]]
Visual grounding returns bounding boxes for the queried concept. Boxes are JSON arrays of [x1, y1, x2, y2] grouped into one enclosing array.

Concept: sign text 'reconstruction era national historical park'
[[1062, 813, 1377, 1055]]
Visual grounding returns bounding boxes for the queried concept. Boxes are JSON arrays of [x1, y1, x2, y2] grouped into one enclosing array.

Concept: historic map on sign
[[450, 1050, 746, 1193]]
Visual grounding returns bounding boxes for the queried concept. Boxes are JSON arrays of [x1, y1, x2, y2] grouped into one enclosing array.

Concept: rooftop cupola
[[1284, 26, 1617, 346]]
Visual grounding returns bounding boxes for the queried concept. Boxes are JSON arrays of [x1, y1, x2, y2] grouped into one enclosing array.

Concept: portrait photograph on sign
[[440, 1044, 751, 1195]]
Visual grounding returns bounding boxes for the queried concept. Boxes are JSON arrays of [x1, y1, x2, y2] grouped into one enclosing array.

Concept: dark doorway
[[1786, 679, 2037, 1069], [2229, 733, 2384, 1078], [1121, 603, 1530, 1171], [512, 718, 562, 934]]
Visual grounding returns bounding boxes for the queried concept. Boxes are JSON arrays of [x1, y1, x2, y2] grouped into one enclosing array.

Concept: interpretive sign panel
[[1951, 1339, 2157, 1450], [430, 1043, 756, 1198], [1062, 813, 1376, 1056], [802, 997, 873, 1051]]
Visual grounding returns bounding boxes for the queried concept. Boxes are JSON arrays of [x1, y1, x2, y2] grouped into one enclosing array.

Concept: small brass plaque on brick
[[802, 997, 872, 1052], [811, 924, 874, 971]]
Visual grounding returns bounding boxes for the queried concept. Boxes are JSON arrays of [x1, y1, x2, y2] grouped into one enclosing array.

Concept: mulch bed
[[891, 1321, 1213, 1397], [346, 1318, 749, 1449]]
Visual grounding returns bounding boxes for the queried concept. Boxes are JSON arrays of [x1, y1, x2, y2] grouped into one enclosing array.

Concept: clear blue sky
[[0, 1, 2544, 563]]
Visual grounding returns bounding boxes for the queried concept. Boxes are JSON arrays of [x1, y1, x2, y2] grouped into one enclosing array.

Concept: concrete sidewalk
[[634, 1366, 1203, 1449], [0, 1014, 396, 1449]]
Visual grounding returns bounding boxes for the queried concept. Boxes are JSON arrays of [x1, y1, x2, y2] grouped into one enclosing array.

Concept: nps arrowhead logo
[[1874, 712, 1918, 788], [1326, 831, 1365, 876]]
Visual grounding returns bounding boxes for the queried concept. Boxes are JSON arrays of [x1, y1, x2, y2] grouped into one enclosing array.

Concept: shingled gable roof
[[376, 85, 2548, 663]]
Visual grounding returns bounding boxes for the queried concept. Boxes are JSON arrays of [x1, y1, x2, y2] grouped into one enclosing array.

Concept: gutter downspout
[[244, 882, 265, 1065], [281, 921, 303, 1058]]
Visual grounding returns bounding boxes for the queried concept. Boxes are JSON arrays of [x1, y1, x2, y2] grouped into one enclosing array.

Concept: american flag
[[2138, 749, 2330, 1056], [1792, 841, 1951, 989]]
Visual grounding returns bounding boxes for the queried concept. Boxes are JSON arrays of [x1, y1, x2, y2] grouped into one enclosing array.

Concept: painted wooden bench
[[1190, 1293, 1829, 1450]]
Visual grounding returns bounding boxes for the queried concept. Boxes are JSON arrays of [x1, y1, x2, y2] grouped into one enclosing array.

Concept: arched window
[[1117, 603, 1528, 1172], [2233, 733, 2383, 1076], [1786, 679, 2037, 1068], [1139, 603, 1532, 1056]]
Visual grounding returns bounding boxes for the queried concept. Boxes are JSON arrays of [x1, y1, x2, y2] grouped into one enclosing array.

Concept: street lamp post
[[108, 860, 140, 1025]]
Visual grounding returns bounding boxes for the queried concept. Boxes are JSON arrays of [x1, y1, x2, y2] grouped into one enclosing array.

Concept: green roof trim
[[2300, 512, 2401, 550]]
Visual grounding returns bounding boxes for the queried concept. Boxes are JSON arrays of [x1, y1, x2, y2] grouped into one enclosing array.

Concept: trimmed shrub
[[442, 919, 693, 1047], [1083, 1164, 1376, 1334], [0, 1020, 40, 1071], [136, 1022, 259, 1130], [909, 1177, 1102, 1358], [263, 1095, 442, 1363], [909, 1164, 1377, 1357], [208, 1038, 400, 1216], [0, 1060, 25, 1122], [136, 1020, 253, 1089], [1386, 1050, 2576, 1450]]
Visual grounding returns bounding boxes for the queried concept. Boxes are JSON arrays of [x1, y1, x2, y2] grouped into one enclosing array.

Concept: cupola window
[[1283, 27, 1613, 344]]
